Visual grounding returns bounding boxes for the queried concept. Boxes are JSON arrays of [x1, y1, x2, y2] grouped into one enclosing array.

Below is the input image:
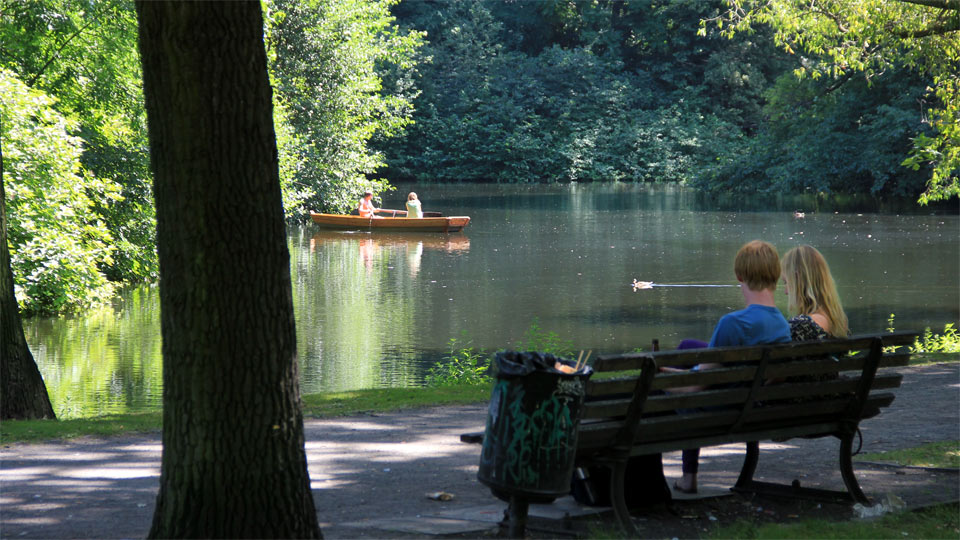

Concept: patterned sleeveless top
[[788, 314, 837, 384], [789, 314, 830, 342]]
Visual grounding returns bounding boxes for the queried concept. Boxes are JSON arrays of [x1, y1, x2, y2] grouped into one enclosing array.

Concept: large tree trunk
[[136, 3, 321, 538], [0, 143, 57, 421]]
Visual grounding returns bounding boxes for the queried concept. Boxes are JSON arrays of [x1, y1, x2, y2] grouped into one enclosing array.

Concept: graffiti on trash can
[[479, 376, 584, 490]]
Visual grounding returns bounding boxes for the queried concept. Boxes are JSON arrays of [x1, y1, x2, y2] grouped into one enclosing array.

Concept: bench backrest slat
[[592, 331, 916, 372], [585, 352, 908, 401]]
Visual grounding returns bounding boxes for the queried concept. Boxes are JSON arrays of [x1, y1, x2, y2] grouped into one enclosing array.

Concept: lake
[[24, 184, 959, 418]]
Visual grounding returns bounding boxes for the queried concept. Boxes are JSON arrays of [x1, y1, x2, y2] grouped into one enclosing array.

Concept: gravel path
[[1, 363, 957, 539]]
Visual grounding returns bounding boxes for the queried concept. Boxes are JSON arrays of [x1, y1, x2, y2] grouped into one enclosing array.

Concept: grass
[[857, 440, 960, 470], [300, 383, 492, 417], [711, 502, 959, 539], [1, 382, 493, 444], [909, 352, 960, 366], [0, 412, 162, 443]]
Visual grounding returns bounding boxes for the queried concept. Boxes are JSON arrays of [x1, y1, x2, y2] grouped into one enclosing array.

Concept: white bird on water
[[632, 279, 734, 291]]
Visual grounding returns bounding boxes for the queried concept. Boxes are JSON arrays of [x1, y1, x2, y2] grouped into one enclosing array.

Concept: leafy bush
[[514, 317, 575, 358], [1, 70, 118, 314], [425, 334, 490, 387], [425, 319, 578, 386], [911, 323, 960, 354]]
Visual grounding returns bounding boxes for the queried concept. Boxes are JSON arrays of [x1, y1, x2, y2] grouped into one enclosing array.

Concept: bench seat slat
[[577, 393, 896, 451]]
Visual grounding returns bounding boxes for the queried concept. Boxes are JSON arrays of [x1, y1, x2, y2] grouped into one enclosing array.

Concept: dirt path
[[1, 363, 957, 539]]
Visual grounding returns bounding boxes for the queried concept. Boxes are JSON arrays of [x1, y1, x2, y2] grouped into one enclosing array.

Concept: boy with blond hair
[[672, 240, 791, 494]]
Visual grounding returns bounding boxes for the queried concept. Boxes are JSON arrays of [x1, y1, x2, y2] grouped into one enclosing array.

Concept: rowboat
[[309, 211, 471, 233]]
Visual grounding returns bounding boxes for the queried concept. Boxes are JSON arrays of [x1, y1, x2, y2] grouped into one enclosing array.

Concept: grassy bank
[[857, 440, 960, 470], [711, 501, 959, 539], [0, 382, 492, 443], [910, 352, 960, 365]]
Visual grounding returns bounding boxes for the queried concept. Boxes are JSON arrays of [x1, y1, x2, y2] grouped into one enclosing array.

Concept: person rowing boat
[[358, 191, 381, 218]]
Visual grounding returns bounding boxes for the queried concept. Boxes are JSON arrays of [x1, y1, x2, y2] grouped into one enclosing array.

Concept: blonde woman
[[405, 192, 423, 218], [781, 245, 849, 340]]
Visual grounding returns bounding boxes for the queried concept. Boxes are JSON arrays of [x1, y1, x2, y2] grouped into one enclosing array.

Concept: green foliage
[[425, 333, 490, 387], [1, 70, 117, 314], [381, 0, 759, 185], [910, 323, 960, 354], [0, 0, 157, 285], [709, 0, 959, 204], [265, 0, 424, 215], [887, 313, 960, 355], [424, 319, 577, 386], [515, 317, 575, 358], [696, 67, 933, 197]]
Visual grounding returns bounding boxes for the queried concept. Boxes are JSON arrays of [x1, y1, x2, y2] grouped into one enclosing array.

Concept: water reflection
[[23, 184, 958, 418], [26, 287, 163, 418], [291, 230, 472, 397]]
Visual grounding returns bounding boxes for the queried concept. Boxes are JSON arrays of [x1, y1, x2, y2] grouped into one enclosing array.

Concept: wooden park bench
[[461, 331, 918, 536]]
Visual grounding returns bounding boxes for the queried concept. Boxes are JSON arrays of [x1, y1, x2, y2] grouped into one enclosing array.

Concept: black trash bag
[[477, 350, 592, 502], [570, 455, 673, 508], [491, 350, 586, 378]]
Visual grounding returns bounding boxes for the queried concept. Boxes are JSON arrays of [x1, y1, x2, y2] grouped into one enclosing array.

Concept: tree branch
[[896, 0, 960, 10], [26, 7, 108, 87]]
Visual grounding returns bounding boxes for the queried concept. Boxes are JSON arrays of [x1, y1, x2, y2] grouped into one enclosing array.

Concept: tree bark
[[0, 138, 57, 421], [135, 2, 321, 538]]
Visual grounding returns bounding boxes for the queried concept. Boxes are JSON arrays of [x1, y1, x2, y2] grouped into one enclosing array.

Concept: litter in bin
[[555, 350, 591, 374]]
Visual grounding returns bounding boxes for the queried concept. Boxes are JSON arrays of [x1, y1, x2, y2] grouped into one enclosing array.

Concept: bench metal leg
[[731, 437, 867, 505], [608, 460, 639, 536], [734, 441, 760, 489], [840, 433, 870, 505]]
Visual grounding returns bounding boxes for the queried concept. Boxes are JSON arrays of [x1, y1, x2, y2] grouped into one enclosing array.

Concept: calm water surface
[[25, 184, 959, 417]]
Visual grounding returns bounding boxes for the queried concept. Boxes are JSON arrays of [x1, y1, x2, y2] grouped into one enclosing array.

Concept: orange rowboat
[[309, 212, 471, 233]]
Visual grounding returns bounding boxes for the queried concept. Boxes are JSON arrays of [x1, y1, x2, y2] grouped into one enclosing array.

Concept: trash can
[[477, 351, 593, 503]]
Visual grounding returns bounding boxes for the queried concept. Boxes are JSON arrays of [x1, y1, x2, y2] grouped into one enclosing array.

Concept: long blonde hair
[[781, 245, 849, 337]]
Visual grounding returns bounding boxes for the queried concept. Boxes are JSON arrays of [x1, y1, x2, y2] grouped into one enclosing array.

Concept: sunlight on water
[[24, 184, 959, 417]]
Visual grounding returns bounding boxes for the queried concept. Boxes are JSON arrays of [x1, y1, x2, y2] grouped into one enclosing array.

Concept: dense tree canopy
[[379, 0, 778, 184], [376, 0, 942, 200], [266, 0, 423, 214], [707, 0, 959, 203]]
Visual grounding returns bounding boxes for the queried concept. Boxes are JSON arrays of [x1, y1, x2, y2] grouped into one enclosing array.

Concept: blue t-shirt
[[708, 304, 791, 348]]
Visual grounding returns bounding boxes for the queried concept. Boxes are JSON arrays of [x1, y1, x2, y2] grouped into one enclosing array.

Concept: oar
[[380, 209, 446, 218]]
